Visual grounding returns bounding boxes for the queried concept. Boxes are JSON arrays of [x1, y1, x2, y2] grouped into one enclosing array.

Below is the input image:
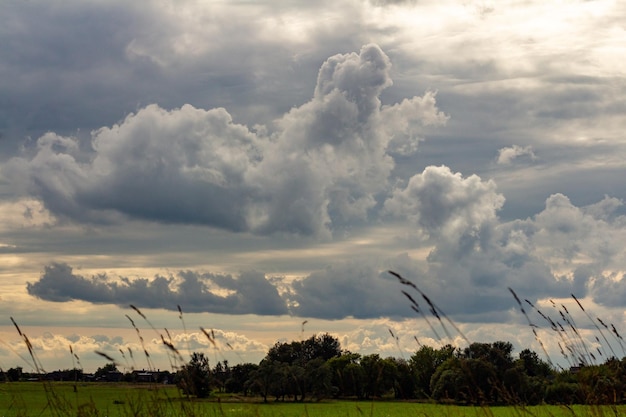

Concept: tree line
[[4, 333, 626, 405], [174, 333, 626, 405]]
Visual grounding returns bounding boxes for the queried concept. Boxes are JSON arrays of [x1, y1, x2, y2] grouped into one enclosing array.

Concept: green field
[[1, 382, 624, 417]]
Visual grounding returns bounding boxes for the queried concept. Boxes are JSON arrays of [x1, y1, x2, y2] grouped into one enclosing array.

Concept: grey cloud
[[251, 44, 410, 233], [0, 1, 153, 135], [290, 262, 407, 319], [381, 186, 626, 320], [0, 0, 376, 145], [23, 182, 626, 321], [589, 271, 626, 308], [27, 263, 288, 315], [496, 145, 536, 165], [581, 196, 624, 222], [384, 165, 505, 242], [385, 243, 575, 322], [381, 92, 449, 157], [5, 0, 626, 330], [531, 194, 623, 267], [4, 45, 445, 236]]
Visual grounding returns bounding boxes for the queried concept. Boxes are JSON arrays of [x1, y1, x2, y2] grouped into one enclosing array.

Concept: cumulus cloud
[[381, 91, 449, 156], [496, 145, 536, 165], [384, 165, 505, 243], [379, 182, 626, 320], [22, 184, 626, 322], [3, 44, 446, 237], [27, 263, 288, 315], [20, 171, 626, 323], [532, 194, 623, 268]]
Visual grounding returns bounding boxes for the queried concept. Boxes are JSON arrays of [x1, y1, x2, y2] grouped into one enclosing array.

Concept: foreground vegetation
[[3, 271, 626, 416]]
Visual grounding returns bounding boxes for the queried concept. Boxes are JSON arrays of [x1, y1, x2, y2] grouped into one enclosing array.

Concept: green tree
[[266, 333, 341, 366], [360, 354, 397, 399], [225, 363, 258, 395], [212, 360, 229, 393], [462, 341, 515, 403], [6, 367, 23, 382], [430, 357, 468, 403], [177, 352, 212, 398], [390, 357, 415, 399], [327, 351, 361, 397], [302, 333, 342, 362], [410, 344, 456, 398], [94, 363, 119, 381], [305, 358, 332, 400], [503, 348, 552, 405], [430, 356, 498, 404], [248, 360, 282, 403]]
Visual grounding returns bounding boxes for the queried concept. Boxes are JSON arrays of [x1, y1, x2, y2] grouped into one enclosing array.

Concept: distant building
[[101, 370, 123, 382]]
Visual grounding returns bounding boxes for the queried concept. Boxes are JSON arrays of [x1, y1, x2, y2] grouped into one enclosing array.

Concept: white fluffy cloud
[[497, 145, 536, 165], [384, 165, 505, 243], [3, 44, 446, 237]]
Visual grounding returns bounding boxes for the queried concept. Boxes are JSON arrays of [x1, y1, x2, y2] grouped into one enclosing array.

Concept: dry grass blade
[[130, 304, 146, 320], [403, 290, 442, 340], [161, 334, 183, 362], [125, 314, 136, 328], [389, 270, 470, 346], [10, 317, 23, 336], [509, 288, 554, 367], [94, 351, 117, 363], [571, 294, 617, 359], [559, 303, 592, 365], [200, 327, 217, 348]]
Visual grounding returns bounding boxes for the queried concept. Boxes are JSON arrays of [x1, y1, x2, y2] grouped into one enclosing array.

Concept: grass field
[[1, 382, 624, 417]]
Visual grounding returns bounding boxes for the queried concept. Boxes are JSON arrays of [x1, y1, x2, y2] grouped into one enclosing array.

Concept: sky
[[1, 0, 626, 373]]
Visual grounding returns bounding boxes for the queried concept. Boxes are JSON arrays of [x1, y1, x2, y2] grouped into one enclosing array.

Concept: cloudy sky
[[1, 0, 626, 373]]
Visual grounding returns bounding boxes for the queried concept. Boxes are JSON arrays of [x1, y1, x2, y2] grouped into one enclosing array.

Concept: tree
[[360, 354, 397, 399], [266, 340, 303, 364], [461, 341, 515, 403], [177, 352, 212, 398], [302, 333, 342, 362], [6, 367, 23, 382], [266, 333, 341, 366], [410, 344, 456, 398], [327, 351, 361, 397], [430, 357, 468, 403], [518, 348, 552, 378], [213, 360, 229, 393], [94, 363, 118, 380], [305, 358, 332, 400], [390, 357, 415, 399], [225, 363, 258, 395], [248, 360, 283, 403]]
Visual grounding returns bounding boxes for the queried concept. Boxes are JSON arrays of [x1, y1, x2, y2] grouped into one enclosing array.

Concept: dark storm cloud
[[27, 263, 288, 315]]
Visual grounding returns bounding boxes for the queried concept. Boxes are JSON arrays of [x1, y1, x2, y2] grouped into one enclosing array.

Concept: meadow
[[1, 381, 625, 417]]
